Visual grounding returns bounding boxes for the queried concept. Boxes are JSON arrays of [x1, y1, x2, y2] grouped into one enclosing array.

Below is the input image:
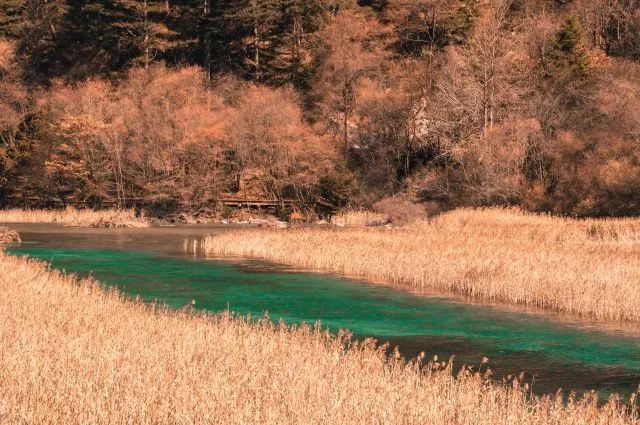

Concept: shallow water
[[6, 224, 640, 398]]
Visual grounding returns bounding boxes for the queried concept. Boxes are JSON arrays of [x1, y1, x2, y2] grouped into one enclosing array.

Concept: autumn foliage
[[1, 0, 640, 217], [2, 61, 335, 214]]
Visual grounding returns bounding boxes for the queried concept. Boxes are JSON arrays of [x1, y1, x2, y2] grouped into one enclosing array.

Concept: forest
[[0, 0, 639, 217]]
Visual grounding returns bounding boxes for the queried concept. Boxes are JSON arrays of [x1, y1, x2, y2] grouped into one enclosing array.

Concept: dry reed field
[[0, 253, 638, 424], [201, 208, 640, 322], [0, 207, 148, 227], [330, 210, 391, 226]]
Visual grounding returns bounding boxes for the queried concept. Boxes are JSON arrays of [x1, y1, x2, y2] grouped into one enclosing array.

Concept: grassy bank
[[0, 207, 148, 227], [0, 253, 638, 424], [201, 208, 640, 323]]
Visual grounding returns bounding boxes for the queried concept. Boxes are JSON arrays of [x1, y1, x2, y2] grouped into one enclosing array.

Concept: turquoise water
[[7, 225, 640, 397]]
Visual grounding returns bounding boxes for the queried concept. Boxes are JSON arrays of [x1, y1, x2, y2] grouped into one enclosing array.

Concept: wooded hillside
[[1, 0, 639, 217]]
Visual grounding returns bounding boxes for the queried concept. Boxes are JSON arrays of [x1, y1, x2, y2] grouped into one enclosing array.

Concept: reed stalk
[[0, 207, 148, 227]]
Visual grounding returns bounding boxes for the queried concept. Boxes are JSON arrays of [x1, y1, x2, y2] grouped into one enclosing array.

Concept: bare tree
[[313, 10, 388, 157]]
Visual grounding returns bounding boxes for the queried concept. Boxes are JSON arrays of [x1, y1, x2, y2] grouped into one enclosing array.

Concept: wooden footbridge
[[218, 197, 336, 212], [218, 197, 298, 209]]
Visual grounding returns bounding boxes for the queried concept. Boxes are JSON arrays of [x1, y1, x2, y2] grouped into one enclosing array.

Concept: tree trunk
[[204, 31, 211, 80], [254, 24, 261, 80], [483, 66, 489, 132], [343, 84, 349, 158], [114, 145, 126, 208], [143, 0, 150, 68]]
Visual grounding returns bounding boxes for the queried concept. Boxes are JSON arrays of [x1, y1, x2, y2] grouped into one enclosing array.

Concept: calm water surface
[[6, 224, 640, 398]]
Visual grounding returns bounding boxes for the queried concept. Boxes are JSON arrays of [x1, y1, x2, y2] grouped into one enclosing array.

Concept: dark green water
[[6, 224, 640, 398]]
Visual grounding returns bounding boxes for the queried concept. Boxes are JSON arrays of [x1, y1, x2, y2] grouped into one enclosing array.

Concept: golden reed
[[0, 252, 638, 424], [202, 208, 640, 322], [0, 207, 148, 227]]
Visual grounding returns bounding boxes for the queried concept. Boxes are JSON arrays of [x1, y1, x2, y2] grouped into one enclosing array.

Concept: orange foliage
[[34, 64, 336, 209]]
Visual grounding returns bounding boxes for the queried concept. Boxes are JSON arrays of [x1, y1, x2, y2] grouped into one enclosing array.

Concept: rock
[[366, 218, 393, 227], [0, 227, 21, 244]]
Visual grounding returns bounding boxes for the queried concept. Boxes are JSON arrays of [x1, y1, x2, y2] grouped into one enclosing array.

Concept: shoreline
[[8, 221, 640, 339], [199, 208, 640, 324], [200, 253, 640, 339]]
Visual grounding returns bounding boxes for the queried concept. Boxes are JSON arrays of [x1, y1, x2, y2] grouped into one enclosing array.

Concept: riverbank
[[201, 208, 640, 323], [0, 253, 637, 424], [0, 207, 149, 227]]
